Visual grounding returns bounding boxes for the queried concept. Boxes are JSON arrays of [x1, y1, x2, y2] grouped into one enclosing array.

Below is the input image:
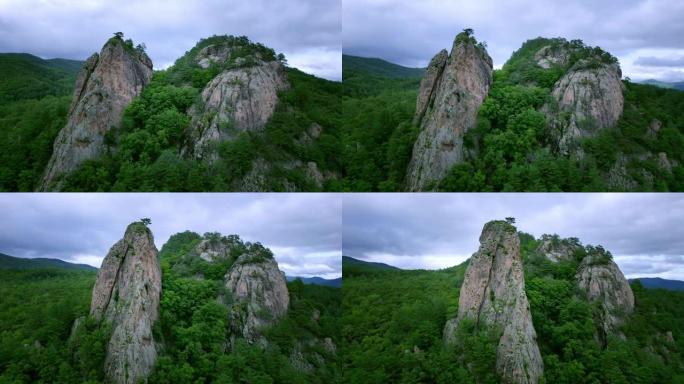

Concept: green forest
[[0, 233, 340, 383], [0, 35, 342, 192], [341, 36, 684, 192], [341, 237, 684, 383]]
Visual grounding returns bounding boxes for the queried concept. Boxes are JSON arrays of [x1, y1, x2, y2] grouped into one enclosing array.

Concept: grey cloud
[[0, 193, 341, 278], [342, 194, 684, 280], [634, 56, 684, 67], [343, 0, 684, 81], [0, 0, 340, 80]]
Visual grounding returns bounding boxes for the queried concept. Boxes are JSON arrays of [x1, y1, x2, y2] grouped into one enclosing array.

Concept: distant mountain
[[342, 255, 400, 276], [630, 277, 684, 291], [343, 54, 425, 78], [639, 79, 684, 91], [287, 276, 342, 288], [0, 252, 97, 271], [0, 53, 83, 104]]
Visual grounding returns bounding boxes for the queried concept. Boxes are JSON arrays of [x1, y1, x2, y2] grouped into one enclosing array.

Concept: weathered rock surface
[[534, 43, 571, 69], [576, 247, 634, 346], [536, 234, 582, 262], [544, 59, 624, 154], [89, 222, 161, 384], [406, 34, 493, 191], [40, 37, 152, 190], [224, 250, 289, 343], [444, 220, 543, 384], [184, 60, 288, 160], [413, 49, 448, 125]]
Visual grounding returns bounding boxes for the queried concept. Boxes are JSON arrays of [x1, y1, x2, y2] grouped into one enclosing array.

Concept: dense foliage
[[0, 35, 341, 191], [341, 35, 684, 191], [520, 233, 684, 383], [341, 58, 422, 191], [61, 35, 341, 191], [0, 233, 340, 383], [0, 53, 81, 104], [0, 268, 104, 382], [342, 259, 504, 383], [151, 231, 341, 383], [341, 236, 684, 383]]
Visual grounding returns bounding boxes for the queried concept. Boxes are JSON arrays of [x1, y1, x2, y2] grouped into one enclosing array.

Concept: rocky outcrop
[[536, 234, 582, 262], [444, 220, 543, 384], [40, 37, 152, 190], [544, 59, 624, 154], [89, 222, 161, 384], [413, 49, 448, 125], [183, 60, 288, 160], [406, 33, 493, 191], [534, 43, 571, 69], [576, 247, 634, 346], [224, 249, 289, 343]]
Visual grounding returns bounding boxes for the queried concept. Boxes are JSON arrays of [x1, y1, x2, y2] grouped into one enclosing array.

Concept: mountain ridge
[[0, 252, 97, 271]]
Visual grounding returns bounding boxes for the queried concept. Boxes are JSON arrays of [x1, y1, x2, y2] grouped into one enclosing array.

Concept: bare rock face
[[90, 222, 161, 384], [444, 220, 543, 384], [184, 61, 289, 160], [576, 247, 634, 346], [40, 37, 153, 190], [406, 34, 493, 191], [534, 44, 571, 69], [224, 249, 289, 343], [413, 49, 448, 125], [536, 234, 582, 262], [544, 60, 624, 154]]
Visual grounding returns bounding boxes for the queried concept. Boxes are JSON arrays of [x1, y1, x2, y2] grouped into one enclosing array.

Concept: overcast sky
[[0, 193, 341, 279], [343, 193, 684, 280], [343, 0, 684, 82], [0, 0, 341, 80]]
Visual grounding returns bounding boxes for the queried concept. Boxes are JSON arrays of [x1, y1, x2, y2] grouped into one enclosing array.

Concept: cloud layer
[[343, 0, 684, 81], [0, 193, 342, 278], [342, 193, 684, 280], [0, 0, 341, 80]]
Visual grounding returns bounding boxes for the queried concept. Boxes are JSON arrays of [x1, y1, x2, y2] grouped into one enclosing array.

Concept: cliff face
[[40, 37, 152, 190], [543, 54, 624, 154], [536, 234, 583, 263], [183, 46, 288, 161], [224, 250, 289, 343], [576, 248, 634, 346], [444, 220, 543, 384], [89, 222, 161, 384], [406, 33, 493, 191]]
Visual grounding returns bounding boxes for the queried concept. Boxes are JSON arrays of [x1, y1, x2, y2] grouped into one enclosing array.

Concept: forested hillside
[[341, 36, 684, 191], [0, 54, 81, 191], [1, 35, 342, 192], [341, 233, 684, 383], [0, 231, 340, 383]]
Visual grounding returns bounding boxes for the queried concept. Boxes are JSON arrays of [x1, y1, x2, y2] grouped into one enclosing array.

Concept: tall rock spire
[[444, 220, 543, 383], [406, 31, 493, 191], [40, 35, 153, 190], [90, 221, 161, 384]]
